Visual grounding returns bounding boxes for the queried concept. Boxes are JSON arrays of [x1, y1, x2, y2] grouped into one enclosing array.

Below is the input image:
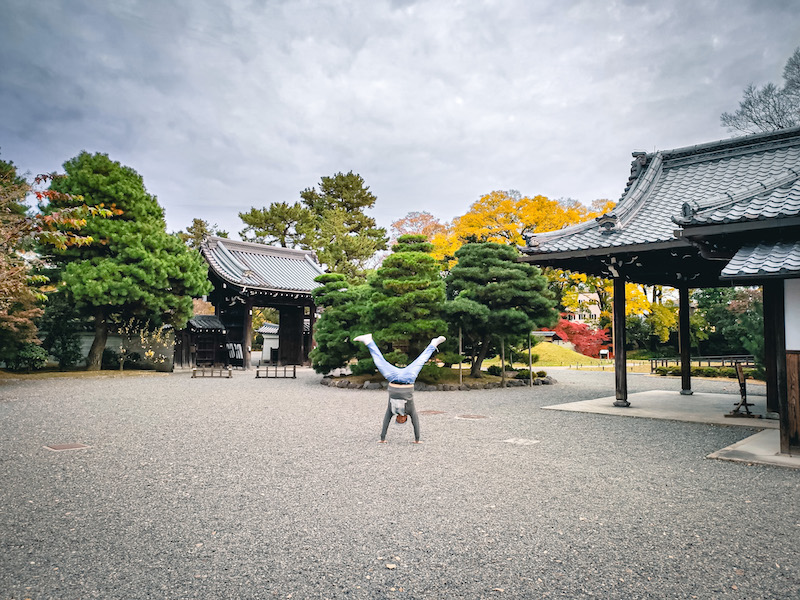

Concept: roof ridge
[[613, 153, 664, 231], [675, 167, 800, 224], [522, 152, 664, 249], [205, 235, 316, 259], [659, 125, 800, 163]]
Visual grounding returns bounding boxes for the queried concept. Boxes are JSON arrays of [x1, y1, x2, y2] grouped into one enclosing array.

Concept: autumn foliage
[[549, 319, 610, 358], [392, 191, 615, 270]]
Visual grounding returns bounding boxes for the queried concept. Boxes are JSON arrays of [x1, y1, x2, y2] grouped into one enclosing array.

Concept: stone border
[[320, 376, 557, 390]]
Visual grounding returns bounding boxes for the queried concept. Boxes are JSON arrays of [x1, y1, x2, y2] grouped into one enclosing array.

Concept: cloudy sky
[[2, 0, 798, 239]]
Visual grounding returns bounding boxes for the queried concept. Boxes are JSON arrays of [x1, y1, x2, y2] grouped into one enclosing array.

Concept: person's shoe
[[378, 439, 387, 443], [431, 336, 446, 347], [353, 333, 373, 344]]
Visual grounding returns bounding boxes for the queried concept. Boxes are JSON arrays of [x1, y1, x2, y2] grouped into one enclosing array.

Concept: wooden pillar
[[764, 279, 795, 454], [787, 352, 800, 454], [243, 297, 253, 370], [763, 281, 780, 416], [679, 285, 693, 395], [613, 277, 629, 407]]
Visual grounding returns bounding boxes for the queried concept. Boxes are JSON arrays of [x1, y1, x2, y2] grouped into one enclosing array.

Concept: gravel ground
[[1, 368, 798, 599]]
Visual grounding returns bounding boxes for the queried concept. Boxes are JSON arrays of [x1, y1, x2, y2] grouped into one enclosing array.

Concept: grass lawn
[[484, 342, 604, 367], [0, 369, 168, 381]]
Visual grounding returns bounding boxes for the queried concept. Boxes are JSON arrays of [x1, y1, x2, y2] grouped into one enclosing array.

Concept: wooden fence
[[649, 355, 756, 373]]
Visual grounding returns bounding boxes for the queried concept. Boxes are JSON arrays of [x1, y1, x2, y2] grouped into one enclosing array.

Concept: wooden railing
[[649, 355, 756, 372]]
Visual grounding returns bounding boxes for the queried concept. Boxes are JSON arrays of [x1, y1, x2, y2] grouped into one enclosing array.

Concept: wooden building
[[173, 315, 228, 368], [520, 126, 800, 454], [199, 236, 325, 368]]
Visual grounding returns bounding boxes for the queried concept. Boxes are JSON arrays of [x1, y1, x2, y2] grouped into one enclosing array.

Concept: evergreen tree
[[39, 290, 83, 369], [300, 171, 388, 279], [177, 218, 228, 248], [238, 202, 312, 248], [309, 273, 365, 374], [444, 242, 557, 377], [47, 152, 211, 370], [366, 234, 447, 359]]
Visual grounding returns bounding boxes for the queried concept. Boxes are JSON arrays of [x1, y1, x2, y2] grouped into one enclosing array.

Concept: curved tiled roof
[[721, 241, 800, 279], [675, 172, 800, 225], [188, 315, 227, 332], [257, 323, 279, 335], [522, 126, 800, 256], [200, 236, 325, 294]]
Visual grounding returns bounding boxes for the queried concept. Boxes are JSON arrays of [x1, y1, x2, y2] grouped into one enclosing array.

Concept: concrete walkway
[[543, 388, 800, 470]]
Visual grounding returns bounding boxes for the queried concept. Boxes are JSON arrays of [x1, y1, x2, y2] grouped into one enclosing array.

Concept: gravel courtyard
[[1, 368, 798, 599]]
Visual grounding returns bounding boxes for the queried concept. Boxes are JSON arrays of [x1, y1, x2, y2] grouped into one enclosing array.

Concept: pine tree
[[366, 234, 446, 359], [309, 273, 365, 374], [47, 152, 211, 370], [444, 242, 557, 377]]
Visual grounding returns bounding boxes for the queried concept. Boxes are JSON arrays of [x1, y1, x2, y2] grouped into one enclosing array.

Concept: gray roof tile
[[721, 241, 800, 278], [201, 237, 325, 293], [676, 174, 800, 225], [522, 126, 800, 256], [188, 315, 226, 331]]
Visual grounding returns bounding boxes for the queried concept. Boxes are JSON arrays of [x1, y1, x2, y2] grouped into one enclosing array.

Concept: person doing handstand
[[353, 334, 446, 444]]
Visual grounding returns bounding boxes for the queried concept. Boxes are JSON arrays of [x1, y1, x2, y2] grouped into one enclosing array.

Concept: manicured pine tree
[[444, 242, 558, 377], [366, 234, 447, 360], [309, 273, 366, 374], [47, 152, 211, 370]]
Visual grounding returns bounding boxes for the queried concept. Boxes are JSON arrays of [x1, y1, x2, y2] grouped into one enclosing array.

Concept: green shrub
[[350, 357, 377, 376], [102, 349, 120, 370], [515, 369, 532, 380], [536, 370, 547, 378], [49, 335, 83, 369], [383, 351, 409, 366], [6, 343, 49, 372], [718, 367, 736, 378], [487, 365, 502, 376], [418, 364, 444, 383], [438, 352, 466, 367]]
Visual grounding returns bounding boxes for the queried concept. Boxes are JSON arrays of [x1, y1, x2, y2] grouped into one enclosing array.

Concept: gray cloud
[[1, 0, 798, 237]]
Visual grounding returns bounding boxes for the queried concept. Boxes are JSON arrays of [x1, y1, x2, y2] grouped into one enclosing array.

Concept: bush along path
[[320, 370, 557, 390]]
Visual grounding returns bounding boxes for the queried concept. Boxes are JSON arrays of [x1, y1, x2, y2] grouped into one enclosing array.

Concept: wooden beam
[[613, 277, 629, 407], [679, 285, 693, 395], [787, 351, 800, 454], [765, 280, 794, 454], [763, 281, 780, 416], [243, 297, 253, 370]]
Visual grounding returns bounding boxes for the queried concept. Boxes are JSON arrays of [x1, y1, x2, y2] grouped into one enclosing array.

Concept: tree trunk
[[470, 334, 492, 378], [500, 338, 506, 388], [86, 308, 108, 371]]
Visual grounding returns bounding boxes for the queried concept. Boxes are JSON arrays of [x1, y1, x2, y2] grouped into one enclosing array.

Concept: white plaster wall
[[786, 279, 800, 351], [256, 334, 280, 364]]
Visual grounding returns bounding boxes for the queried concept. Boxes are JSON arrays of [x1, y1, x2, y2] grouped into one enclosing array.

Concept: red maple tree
[[549, 319, 610, 358]]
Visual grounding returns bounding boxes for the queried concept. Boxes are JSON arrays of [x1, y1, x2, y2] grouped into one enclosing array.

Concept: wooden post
[[679, 284, 693, 395], [243, 297, 253, 370], [763, 281, 780, 416], [787, 352, 800, 454], [528, 331, 533, 387], [612, 277, 629, 407], [458, 327, 463, 386], [764, 280, 793, 453], [500, 337, 506, 388]]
